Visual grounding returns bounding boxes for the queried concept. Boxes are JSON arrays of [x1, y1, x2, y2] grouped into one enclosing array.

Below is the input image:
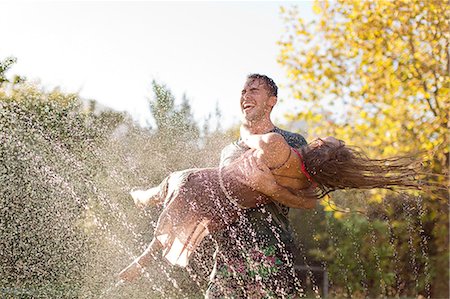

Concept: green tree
[[149, 81, 199, 141], [0, 56, 25, 87], [0, 58, 137, 298], [0, 57, 16, 86], [148, 80, 201, 171], [0, 57, 231, 298], [85, 80, 231, 298], [0, 82, 112, 297]]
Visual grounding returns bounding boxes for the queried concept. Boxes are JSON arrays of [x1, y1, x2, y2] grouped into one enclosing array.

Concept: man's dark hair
[[247, 74, 278, 97]]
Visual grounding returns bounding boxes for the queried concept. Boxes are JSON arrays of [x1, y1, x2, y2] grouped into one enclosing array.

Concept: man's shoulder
[[273, 127, 307, 149]]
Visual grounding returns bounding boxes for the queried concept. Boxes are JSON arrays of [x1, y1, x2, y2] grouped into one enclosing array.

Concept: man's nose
[[242, 92, 251, 101]]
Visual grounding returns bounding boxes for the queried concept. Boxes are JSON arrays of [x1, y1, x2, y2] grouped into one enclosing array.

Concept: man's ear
[[269, 96, 277, 108]]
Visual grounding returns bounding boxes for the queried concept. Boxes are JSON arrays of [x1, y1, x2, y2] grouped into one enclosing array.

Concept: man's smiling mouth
[[242, 103, 254, 112]]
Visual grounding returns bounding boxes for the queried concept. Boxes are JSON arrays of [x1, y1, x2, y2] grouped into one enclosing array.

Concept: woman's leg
[[118, 238, 162, 282], [130, 169, 201, 209]]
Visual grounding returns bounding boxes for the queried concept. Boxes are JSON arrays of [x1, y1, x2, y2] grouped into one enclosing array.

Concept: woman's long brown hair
[[301, 139, 428, 198]]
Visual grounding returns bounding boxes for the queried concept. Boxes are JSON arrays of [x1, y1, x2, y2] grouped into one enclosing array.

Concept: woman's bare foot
[[130, 187, 160, 208], [118, 260, 145, 282]]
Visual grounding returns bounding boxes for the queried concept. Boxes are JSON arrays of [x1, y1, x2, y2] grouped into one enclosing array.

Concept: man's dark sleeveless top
[[206, 127, 307, 298]]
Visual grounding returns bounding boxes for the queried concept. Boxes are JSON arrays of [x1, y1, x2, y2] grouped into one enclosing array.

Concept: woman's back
[[228, 147, 310, 192]]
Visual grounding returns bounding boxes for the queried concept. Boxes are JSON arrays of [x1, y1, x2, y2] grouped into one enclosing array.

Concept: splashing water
[[1, 94, 445, 298], [415, 195, 432, 299]]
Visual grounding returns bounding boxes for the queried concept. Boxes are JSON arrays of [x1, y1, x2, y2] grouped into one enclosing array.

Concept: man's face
[[240, 78, 276, 122]]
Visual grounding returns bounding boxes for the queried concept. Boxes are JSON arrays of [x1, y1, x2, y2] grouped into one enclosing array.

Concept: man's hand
[[235, 153, 278, 196], [235, 152, 319, 209]]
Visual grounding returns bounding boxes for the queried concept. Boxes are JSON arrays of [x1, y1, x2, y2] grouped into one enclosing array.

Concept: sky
[[0, 1, 315, 129]]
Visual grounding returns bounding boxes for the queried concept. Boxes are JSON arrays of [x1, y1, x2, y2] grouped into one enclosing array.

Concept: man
[[206, 74, 316, 298]]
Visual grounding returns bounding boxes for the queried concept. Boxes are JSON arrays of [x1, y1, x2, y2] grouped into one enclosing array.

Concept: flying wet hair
[[247, 73, 278, 97], [299, 138, 439, 198]]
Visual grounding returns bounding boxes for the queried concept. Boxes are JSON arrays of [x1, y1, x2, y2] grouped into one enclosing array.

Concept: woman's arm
[[236, 155, 318, 209]]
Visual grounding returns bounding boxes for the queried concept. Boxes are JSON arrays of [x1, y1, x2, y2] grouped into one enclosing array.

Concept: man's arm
[[236, 155, 318, 209], [265, 184, 318, 209]]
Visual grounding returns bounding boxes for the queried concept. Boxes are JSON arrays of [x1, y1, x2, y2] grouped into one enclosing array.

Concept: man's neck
[[241, 119, 275, 135]]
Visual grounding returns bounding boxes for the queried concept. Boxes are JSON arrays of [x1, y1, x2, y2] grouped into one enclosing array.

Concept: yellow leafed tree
[[278, 0, 449, 295], [279, 0, 448, 170]]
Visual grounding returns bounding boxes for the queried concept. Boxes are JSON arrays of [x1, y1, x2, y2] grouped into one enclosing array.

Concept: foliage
[[0, 58, 233, 298], [84, 81, 231, 298], [279, 0, 448, 166], [279, 0, 449, 296], [0, 82, 113, 297]]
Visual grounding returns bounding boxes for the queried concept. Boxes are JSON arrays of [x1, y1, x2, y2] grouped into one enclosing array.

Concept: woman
[[118, 133, 422, 282]]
